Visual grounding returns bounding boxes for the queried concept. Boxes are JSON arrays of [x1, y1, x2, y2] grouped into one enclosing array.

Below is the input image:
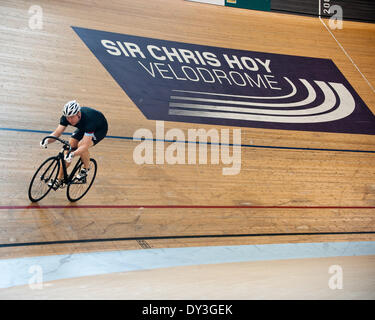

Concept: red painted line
[[0, 205, 374, 210]]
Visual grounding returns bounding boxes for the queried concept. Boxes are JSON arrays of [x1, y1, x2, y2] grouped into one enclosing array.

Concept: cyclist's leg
[[57, 133, 80, 181], [66, 136, 79, 168], [69, 137, 79, 150], [78, 138, 94, 170], [48, 136, 79, 189], [79, 126, 107, 170]]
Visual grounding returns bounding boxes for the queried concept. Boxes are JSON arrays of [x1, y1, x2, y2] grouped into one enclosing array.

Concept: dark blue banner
[[72, 26, 375, 135]]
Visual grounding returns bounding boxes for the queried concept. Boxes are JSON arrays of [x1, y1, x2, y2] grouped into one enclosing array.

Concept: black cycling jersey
[[60, 106, 108, 145]]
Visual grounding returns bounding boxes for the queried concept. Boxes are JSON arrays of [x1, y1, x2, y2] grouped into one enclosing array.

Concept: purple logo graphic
[[72, 26, 375, 135]]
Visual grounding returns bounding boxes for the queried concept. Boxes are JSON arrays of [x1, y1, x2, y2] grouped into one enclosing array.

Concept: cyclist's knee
[[69, 137, 79, 149], [78, 139, 94, 149]]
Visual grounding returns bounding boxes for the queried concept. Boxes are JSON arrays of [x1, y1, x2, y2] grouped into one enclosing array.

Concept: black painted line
[[1, 231, 374, 248]]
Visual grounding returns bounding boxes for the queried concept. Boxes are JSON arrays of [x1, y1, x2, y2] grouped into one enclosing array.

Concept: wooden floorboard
[[0, 0, 374, 259]]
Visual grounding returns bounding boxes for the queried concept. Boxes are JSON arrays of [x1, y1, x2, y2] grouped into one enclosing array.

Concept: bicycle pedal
[[78, 178, 87, 184], [52, 184, 64, 191], [48, 179, 64, 191]]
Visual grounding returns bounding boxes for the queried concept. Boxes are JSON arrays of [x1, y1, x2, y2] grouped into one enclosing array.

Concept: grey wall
[[271, 0, 375, 23]]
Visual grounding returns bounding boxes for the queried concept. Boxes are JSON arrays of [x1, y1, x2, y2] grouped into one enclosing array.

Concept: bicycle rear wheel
[[66, 158, 97, 202], [28, 156, 60, 202]]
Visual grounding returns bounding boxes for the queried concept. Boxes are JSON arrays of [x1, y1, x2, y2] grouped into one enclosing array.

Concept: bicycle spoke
[[67, 159, 97, 202], [28, 157, 60, 202]]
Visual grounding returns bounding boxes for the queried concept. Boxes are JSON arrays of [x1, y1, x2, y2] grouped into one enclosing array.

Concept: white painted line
[[319, 17, 375, 94], [319, 0, 321, 17], [186, 0, 225, 6], [172, 77, 297, 100]]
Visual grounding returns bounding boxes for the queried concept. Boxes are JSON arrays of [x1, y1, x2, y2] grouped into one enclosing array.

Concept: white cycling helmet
[[63, 100, 81, 117]]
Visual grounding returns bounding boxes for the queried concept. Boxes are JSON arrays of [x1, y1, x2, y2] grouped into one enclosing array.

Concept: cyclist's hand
[[40, 140, 48, 149], [64, 152, 75, 163]]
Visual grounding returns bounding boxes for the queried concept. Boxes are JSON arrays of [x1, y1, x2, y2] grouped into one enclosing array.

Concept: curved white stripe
[[172, 77, 297, 100], [170, 81, 335, 116], [171, 79, 316, 108], [168, 82, 355, 123]]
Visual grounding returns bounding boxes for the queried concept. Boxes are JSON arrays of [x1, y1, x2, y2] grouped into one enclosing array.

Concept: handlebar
[[42, 136, 72, 153]]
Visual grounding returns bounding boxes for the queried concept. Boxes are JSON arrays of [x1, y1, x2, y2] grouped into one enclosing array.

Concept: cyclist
[[40, 100, 108, 189]]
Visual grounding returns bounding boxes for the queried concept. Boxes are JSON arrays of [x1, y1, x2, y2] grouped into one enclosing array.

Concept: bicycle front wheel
[[28, 156, 60, 202], [66, 158, 97, 202]]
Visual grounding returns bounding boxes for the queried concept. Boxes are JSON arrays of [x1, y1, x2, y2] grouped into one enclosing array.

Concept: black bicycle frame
[[42, 135, 82, 185]]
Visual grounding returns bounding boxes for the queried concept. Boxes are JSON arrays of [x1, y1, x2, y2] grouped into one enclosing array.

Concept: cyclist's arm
[[47, 125, 66, 144]]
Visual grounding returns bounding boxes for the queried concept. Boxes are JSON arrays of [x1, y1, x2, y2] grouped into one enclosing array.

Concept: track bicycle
[[28, 135, 97, 202]]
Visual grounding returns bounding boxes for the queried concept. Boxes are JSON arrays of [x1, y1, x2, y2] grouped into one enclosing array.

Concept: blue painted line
[[0, 241, 374, 288], [1, 127, 375, 154], [0, 128, 58, 135]]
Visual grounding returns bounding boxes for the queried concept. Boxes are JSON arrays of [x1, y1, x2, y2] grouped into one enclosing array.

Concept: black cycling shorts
[[71, 123, 108, 146]]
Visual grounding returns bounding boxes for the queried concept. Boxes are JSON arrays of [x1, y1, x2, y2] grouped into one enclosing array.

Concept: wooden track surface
[[0, 0, 375, 260]]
